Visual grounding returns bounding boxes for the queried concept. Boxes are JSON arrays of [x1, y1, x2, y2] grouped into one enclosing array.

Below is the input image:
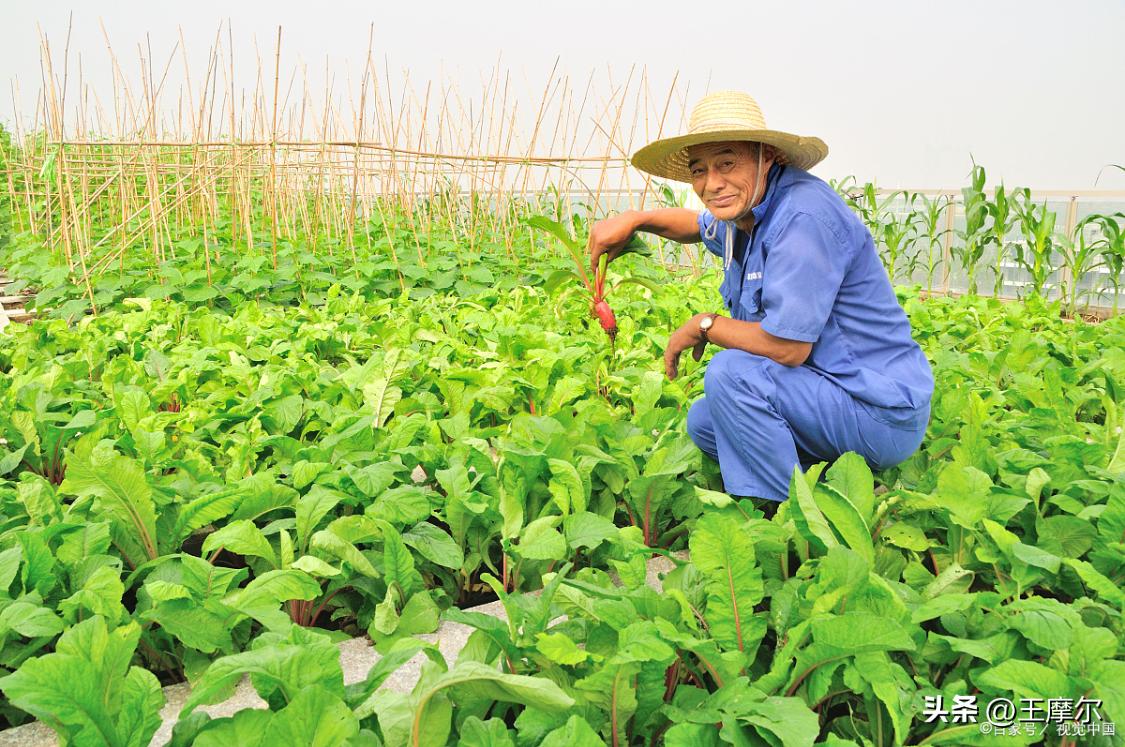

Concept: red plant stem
[[663, 658, 681, 702], [310, 588, 342, 627], [642, 485, 656, 545], [696, 653, 724, 688], [623, 501, 637, 528]]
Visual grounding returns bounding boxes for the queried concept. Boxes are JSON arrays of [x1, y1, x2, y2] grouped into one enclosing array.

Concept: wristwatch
[[699, 313, 719, 342]]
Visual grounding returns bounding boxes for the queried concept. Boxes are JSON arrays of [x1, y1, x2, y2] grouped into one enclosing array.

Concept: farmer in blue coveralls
[[588, 90, 934, 514]]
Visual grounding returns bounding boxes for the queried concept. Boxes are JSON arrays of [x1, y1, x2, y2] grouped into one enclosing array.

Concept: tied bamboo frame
[[3, 22, 698, 299]]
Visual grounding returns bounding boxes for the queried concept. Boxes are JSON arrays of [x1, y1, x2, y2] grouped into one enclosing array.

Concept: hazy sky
[[2, 0, 1123, 190]]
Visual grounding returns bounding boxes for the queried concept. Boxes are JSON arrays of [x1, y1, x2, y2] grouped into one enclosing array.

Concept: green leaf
[[1063, 558, 1125, 607], [976, 659, 1079, 700], [262, 685, 359, 746], [813, 483, 873, 564], [190, 710, 270, 747], [380, 521, 422, 597], [516, 516, 567, 561], [1037, 515, 1097, 558], [693, 486, 734, 509], [290, 555, 341, 578], [1091, 659, 1125, 729], [1004, 598, 1081, 649], [263, 395, 304, 435], [1010, 541, 1061, 572], [291, 461, 331, 493], [369, 486, 432, 525], [296, 486, 342, 549], [535, 632, 588, 665], [172, 490, 243, 544], [143, 599, 234, 654], [548, 458, 587, 515], [563, 512, 618, 551], [539, 715, 606, 747], [310, 529, 379, 578], [363, 350, 404, 428], [524, 216, 583, 254], [632, 371, 664, 419], [459, 717, 517, 747], [61, 410, 97, 431], [348, 462, 401, 498], [59, 565, 127, 624], [936, 465, 993, 528], [201, 520, 277, 567], [60, 443, 159, 561], [0, 600, 65, 638], [182, 628, 344, 716], [0, 546, 22, 592], [788, 466, 836, 553], [882, 522, 931, 551], [743, 694, 821, 747], [223, 569, 320, 630], [409, 662, 575, 747], [910, 593, 977, 624], [543, 268, 579, 295], [689, 512, 765, 654], [810, 613, 916, 652], [403, 523, 463, 569], [0, 444, 29, 476], [824, 452, 876, 520], [0, 617, 164, 747]]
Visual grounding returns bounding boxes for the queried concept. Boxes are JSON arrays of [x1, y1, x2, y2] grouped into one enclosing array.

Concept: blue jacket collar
[[749, 163, 786, 227]]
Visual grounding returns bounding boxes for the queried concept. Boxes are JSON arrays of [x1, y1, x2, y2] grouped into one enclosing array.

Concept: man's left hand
[[664, 314, 710, 380]]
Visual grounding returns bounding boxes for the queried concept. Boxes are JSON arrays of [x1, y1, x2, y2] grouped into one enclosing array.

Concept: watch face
[[700, 316, 713, 331]]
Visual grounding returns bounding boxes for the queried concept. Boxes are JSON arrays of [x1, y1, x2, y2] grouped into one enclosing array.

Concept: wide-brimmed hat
[[631, 90, 828, 182]]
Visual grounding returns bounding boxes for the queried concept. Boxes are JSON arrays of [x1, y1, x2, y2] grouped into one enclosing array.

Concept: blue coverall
[[686, 164, 934, 502]]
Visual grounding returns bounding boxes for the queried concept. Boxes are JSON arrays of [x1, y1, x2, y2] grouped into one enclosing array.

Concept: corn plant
[[953, 162, 990, 295], [1012, 188, 1059, 299], [1090, 212, 1124, 313], [916, 192, 952, 292], [985, 184, 1018, 297], [877, 192, 922, 284], [1060, 215, 1108, 315]]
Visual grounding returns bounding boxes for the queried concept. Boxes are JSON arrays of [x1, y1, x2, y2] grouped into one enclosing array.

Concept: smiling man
[[588, 91, 934, 509]]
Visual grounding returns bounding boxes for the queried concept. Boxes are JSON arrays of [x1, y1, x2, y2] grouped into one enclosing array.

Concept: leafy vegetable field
[[0, 212, 1123, 745]]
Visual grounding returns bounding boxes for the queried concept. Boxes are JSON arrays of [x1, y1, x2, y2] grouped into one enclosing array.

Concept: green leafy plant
[[525, 215, 654, 344], [953, 161, 990, 295], [1013, 188, 1059, 299]]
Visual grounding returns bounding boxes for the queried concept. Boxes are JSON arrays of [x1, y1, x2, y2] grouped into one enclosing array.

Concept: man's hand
[[664, 314, 711, 380], [588, 211, 641, 275]]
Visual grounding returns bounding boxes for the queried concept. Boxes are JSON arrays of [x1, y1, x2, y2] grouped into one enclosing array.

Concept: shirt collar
[[749, 162, 785, 227]]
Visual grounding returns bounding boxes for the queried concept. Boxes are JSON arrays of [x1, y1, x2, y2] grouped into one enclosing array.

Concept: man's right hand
[[588, 211, 641, 275]]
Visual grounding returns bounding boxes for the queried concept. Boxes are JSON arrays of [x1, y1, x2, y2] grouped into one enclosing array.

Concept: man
[[588, 90, 933, 507]]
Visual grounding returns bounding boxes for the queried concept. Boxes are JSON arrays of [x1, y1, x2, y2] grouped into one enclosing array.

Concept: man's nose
[[705, 168, 725, 194]]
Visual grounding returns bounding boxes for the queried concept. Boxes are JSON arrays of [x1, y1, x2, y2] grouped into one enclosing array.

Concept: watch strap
[[699, 313, 719, 342]]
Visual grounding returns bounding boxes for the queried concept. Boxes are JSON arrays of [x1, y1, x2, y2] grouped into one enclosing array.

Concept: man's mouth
[[710, 195, 736, 208]]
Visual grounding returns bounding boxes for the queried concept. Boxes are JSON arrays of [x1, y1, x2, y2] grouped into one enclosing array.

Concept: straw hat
[[631, 90, 828, 182]]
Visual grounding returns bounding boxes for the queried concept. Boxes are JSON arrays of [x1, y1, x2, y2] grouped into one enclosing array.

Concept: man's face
[[686, 141, 771, 224]]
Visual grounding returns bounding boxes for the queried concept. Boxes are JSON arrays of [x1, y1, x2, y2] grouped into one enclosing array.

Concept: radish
[[524, 215, 654, 346], [592, 299, 617, 339]]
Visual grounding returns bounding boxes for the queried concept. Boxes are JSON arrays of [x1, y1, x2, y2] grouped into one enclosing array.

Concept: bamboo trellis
[[2, 22, 697, 295]]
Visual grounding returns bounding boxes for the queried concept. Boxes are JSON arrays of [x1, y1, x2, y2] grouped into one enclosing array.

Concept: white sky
[[2, 0, 1123, 190]]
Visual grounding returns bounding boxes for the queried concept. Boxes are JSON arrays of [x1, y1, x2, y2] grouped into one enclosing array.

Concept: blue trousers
[[686, 350, 929, 502]]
